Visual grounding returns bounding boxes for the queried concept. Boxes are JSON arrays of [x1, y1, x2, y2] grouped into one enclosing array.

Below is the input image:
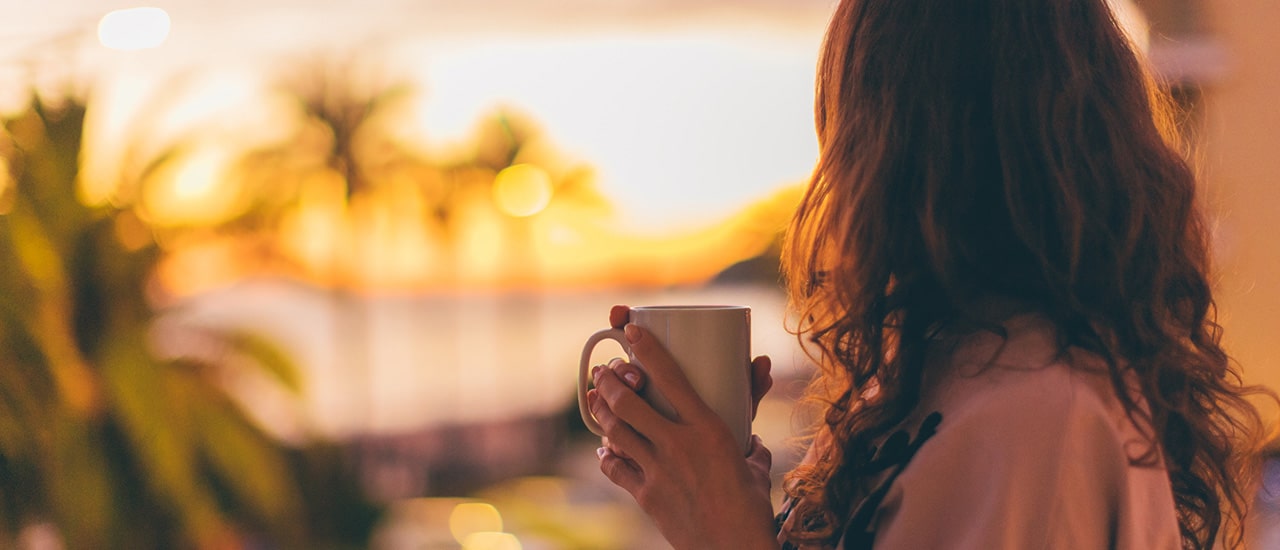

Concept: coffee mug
[[578, 305, 752, 454]]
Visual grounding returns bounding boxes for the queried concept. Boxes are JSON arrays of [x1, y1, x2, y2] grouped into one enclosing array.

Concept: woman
[[583, 0, 1274, 548]]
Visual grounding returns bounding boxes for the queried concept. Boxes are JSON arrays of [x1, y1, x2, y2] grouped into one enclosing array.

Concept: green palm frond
[[0, 93, 331, 548]]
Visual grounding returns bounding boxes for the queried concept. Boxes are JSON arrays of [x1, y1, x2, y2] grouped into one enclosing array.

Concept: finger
[[590, 364, 605, 389], [750, 355, 773, 420], [609, 305, 631, 329], [588, 389, 656, 463], [601, 436, 633, 461], [606, 358, 646, 392], [595, 367, 669, 438], [596, 359, 644, 393], [598, 446, 644, 496], [622, 324, 711, 420]]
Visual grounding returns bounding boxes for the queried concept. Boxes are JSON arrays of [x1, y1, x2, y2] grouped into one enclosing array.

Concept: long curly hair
[[779, 1, 1274, 548]]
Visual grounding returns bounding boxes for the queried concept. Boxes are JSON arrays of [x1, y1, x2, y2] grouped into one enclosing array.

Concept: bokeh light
[[449, 502, 504, 544], [97, 7, 172, 51], [492, 163, 554, 217], [139, 147, 242, 226], [461, 532, 522, 550]]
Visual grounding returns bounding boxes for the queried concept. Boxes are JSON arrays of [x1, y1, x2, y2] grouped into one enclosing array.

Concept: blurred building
[[1133, 1, 1280, 396]]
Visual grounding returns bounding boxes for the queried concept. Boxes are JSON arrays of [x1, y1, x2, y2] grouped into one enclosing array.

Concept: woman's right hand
[[587, 307, 779, 550]]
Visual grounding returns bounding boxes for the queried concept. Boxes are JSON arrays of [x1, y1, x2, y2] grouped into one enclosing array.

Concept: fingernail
[[624, 324, 640, 343], [592, 365, 603, 383], [623, 371, 640, 388], [596, 447, 608, 459]]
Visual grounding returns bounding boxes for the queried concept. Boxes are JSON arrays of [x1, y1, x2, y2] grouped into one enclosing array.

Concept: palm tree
[[0, 93, 317, 548]]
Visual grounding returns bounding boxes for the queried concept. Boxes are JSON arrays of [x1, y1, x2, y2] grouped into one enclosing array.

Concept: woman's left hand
[[586, 317, 778, 550]]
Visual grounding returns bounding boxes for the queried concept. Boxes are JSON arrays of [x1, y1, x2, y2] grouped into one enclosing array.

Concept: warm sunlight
[[401, 31, 820, 229], [79, 68, 289, 208], [349, 181, 441, 287], [455, 198, 511, 286], [97, 7, 172, 51], [278, 169, 347, 279], [140, 146, 242, 226]]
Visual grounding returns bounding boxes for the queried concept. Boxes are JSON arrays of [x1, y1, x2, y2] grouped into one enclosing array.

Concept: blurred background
[[0, 0, 1276, 548]]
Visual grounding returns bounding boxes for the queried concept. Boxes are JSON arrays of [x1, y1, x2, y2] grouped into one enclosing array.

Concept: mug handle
[[578, 328, 630, 436]]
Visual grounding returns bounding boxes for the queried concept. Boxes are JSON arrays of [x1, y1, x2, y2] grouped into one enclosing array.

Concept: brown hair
[[781, 1, 1274, 548]]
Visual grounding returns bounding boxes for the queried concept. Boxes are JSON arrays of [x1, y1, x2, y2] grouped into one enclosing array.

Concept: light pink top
[[787, 314, 1183, 549]]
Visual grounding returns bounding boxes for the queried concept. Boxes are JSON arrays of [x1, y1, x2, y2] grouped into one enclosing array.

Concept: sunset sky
[[2, 0, 835, 229]]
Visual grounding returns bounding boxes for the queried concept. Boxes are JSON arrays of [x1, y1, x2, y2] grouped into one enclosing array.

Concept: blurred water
[[161, 280, 806, 440]]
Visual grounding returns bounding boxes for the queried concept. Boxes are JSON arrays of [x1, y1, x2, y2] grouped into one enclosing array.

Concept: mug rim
[[631, 304, 749, 311]]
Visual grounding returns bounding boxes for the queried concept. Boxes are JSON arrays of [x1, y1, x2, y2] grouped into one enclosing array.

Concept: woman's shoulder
[[923, 313, 1137, 442]]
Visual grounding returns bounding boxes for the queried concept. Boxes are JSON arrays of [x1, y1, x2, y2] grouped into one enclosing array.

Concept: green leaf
[[224, 331, 304, 394], [0, 324, 55, 459], [4, 203, 68, 294], [100, 332, 226, 544], [183, 370, 306, 542], [48, 417, 116, 549]]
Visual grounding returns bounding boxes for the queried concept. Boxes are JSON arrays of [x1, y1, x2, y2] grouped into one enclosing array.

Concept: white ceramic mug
[[578, 305, 752, 454]]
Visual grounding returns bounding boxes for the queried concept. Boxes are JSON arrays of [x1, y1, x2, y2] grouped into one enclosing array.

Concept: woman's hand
[[586, 305, 779, 550]]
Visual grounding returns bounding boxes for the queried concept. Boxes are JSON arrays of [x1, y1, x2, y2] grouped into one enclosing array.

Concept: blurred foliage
[[108, 58, 622, 293], [0, 64, 626, 547], [241, 61, 611, 261], [250, 56, 609, 223], [0, 94, 377, 548]]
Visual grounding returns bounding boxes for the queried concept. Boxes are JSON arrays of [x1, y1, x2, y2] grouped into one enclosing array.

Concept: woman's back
[[864, 314, 1181, 549]]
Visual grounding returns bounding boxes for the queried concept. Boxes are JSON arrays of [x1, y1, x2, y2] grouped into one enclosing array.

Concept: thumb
[[750, 355, 773, 420], [745, 434, 773, 474]]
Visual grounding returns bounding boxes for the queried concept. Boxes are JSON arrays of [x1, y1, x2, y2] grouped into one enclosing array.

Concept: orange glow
[[348, 181, 442, 287], [277, 169, 348, 280], [523, 184, 803, 289], [455, 192, 510, 285], [154, 237, 248, 296], [79, 68, 295, 209], [149, 176, 802, 295], [112, 209, 153, 251], [63, 27, 822, 294], [139, 147, 245, 227]]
